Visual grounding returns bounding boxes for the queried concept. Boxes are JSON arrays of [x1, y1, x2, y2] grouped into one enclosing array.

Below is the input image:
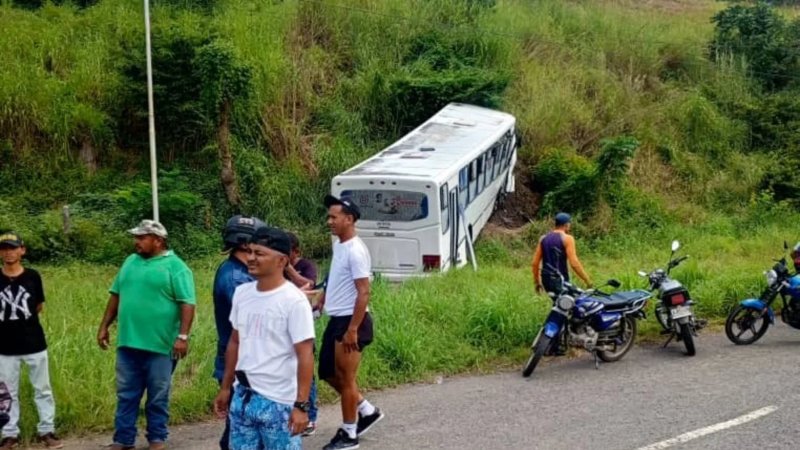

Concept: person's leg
[[308, 377, 318, 423], [218, 381, 232, 450], [259, 395, 301, 450], [0, 355, 22, 439], [143, 352, 173, 445], [334, 341, 362, 431], [21, 351, 56, 436], [228, 385, 260, 450], [319, 318, 340, 393], [113, 348, 146, 447]]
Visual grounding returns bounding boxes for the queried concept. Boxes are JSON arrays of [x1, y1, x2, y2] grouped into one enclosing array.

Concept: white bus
[[331, 103, 518, 281]]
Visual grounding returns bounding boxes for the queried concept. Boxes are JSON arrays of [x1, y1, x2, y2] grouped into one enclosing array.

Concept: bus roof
[[338, 103, 515, 183]]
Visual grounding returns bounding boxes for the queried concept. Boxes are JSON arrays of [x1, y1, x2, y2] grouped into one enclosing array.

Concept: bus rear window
[[342, 190, 429, 222]]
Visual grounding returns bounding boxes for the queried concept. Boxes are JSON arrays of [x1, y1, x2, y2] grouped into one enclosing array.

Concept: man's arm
[[531, 239, 543, 292], [564, 235, 592, 287], [289, 339, 314, 435], [173, 303, 195, 359], [343, 277, 369, 353], [213, 329, 239, 418], [97, 293, 120, 350]]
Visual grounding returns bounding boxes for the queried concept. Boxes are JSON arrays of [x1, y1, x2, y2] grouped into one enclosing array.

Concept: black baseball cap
[[0, 232, 23, 248], [249, 226, 292, 256], [324, 194, 361, 220]]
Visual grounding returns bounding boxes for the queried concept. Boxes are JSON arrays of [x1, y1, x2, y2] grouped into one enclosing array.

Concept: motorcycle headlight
[[765, 269, 778, 287], [557, 294, 575, 311]]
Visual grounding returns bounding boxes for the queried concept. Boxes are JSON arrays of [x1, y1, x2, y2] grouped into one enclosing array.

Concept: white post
[[144, 0, 160, 222]]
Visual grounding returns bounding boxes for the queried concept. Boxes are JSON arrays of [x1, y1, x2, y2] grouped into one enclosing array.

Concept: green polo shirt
[[110, 250, 196, 355]]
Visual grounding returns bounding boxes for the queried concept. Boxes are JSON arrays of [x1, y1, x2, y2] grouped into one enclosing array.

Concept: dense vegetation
[[1, 0, 798, 262], [3, 0, 800, 439]]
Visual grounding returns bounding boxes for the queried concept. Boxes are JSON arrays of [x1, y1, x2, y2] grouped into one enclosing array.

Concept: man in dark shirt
[[0, 232, 62, 449], [532, 213, 592, 295], [284, 232, 320, 436], [212, 215, 264, 450], [285, 232, 318, 289]]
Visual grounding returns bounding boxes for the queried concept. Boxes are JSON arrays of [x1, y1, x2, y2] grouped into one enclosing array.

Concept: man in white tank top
[[317, 195, 384, 450]]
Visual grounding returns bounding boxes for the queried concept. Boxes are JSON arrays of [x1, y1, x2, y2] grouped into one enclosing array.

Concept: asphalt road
[[60, 325, 800, 450]]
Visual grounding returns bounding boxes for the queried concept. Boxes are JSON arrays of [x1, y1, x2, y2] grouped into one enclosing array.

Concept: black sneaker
[[322, 429, 359, 450], [356, 408, 384, 436]]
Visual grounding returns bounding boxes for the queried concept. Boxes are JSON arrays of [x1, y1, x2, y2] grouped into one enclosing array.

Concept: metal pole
[[144, 0, 159, 222]]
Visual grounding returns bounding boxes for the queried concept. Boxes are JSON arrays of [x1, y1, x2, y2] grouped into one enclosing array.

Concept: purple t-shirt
[[294, 258, 318, 285]]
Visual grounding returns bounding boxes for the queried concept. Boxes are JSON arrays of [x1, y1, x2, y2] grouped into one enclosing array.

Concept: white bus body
[[331, 103, 518, 282]]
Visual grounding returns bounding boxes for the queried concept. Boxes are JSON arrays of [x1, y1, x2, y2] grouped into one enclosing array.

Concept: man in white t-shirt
[[213, 226, 315, 450], [317, 195, 384, 450]]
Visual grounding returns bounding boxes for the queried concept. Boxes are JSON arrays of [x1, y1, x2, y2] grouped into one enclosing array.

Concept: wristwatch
[[293, 400, 311, 413], [176, 334, 189, 341]]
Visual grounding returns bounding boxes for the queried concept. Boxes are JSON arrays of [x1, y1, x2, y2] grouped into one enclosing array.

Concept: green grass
[[9, 212, 800, 439]]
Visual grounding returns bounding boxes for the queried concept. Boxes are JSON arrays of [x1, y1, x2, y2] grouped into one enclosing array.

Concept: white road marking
[[636, 405, 779, 450]]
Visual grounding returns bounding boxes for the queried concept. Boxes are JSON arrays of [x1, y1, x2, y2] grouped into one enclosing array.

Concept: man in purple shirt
[[283, 232, 321, 436]]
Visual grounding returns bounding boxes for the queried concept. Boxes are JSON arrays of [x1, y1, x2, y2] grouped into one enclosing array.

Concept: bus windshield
[[342, 189, 429, 222]]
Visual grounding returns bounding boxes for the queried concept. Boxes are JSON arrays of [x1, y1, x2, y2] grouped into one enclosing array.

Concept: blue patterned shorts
[[228, 385, 301, 450]]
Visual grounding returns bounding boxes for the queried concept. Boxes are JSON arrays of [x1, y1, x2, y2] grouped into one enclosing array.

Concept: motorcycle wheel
[[597, 316, 637, 362], [655, 305, 669, 331], [725, 305, 770, 345], [522, 330, 551, 378], [679, 322, 696, 356]]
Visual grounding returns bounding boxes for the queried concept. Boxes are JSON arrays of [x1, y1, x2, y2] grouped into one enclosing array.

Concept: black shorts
[[319, 313, 373, 381]]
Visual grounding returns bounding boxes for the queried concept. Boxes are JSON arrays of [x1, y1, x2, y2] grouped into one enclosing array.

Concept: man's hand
[[173, 338, 189, 360], [97, 327, 110, 350], [342, 328, 359, 353], [288, 408, 309, 436], [213, 389, 231, 419]]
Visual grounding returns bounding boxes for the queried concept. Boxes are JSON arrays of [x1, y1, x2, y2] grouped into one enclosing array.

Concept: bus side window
[[501, 137, 510, 171], [440, 183, 449, 234], [468, 160, 477, 204], [459, 167, 468, 209], [483, 151, 491, 188], [477, 155, 485, 195]]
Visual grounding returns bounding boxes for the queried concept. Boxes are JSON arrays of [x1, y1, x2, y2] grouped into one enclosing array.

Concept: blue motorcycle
[[725, 242, 800, 345], [522, 273, 651, 377]]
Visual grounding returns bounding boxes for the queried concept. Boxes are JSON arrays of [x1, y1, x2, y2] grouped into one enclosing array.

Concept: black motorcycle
[[638, 240, 700, 356]]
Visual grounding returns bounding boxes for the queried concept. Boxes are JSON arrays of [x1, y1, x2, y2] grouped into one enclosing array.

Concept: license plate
[[670, 305, 692, 319]]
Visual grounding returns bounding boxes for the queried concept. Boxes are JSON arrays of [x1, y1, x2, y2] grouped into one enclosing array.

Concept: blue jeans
[[229, 385, 300, 450], [113, 347, 173, 446], [309, 377, 318, 422]]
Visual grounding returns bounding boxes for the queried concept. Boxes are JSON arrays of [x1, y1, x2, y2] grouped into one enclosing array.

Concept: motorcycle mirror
[[671, 240, 680, 252], [637, 271, 647, 277], [606, 279, 621, 288]]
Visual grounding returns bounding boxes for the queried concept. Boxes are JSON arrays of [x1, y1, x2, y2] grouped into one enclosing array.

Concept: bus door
[[449, 188, 459, 267]]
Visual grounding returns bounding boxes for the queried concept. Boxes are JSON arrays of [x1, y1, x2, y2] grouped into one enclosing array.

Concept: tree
[[710, 2, 800, 91], [195, 39, 253, 207]]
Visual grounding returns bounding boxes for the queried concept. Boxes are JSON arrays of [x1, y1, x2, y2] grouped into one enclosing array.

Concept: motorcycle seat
[[596, 291, 650, 310]]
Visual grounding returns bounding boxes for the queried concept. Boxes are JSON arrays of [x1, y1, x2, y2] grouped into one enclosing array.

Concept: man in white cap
[[96, 220, 196, 450]]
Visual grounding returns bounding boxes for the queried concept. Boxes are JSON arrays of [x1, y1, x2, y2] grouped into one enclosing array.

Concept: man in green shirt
[[96, 220, 196, 450]]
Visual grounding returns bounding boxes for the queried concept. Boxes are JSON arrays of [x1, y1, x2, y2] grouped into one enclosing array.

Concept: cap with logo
[[128, 220, 168, 238], [324, 194, 361, 221], [0, 232, 23, 248], [249, 226, 292, 256]]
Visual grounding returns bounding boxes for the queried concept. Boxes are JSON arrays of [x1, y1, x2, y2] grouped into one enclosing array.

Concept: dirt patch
[[489, 172, 541, 229]]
